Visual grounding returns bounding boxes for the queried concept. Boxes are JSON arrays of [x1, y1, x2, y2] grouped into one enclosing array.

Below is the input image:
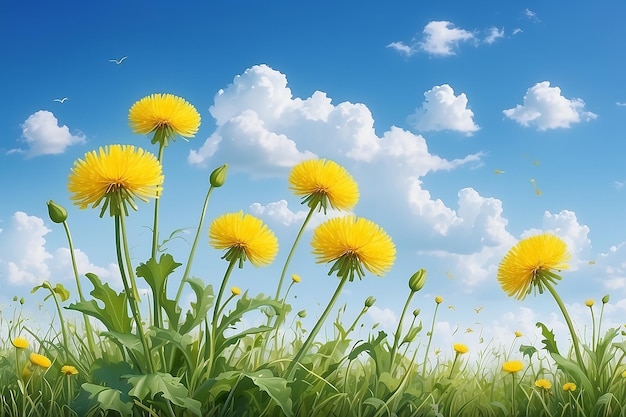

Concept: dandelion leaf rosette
[[124, 372, 201, 416]]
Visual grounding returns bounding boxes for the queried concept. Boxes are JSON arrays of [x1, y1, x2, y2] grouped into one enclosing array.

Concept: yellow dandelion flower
[[61, 365, 78, 376], [514, 330, 523, 338], [497, 234, 571, 300], [453, 343, 469, 354], [12, 337, 28, 349], [29, 352, 52, 369], [502, 360, 524, 374], [68, 145, 164, 217], [311, 216, 395, 281], [288, 159, 359, 213], [209, 211, 278, 268], [230, 286, 242, 296], [291, 274, 301, 283], [129, 93, 201, 145], [585, 299, 594, 307], [435, 296, 443, 304], [621, 370, 626, 378], [535, 379, 552, 390], [563, 382, 577, 392]]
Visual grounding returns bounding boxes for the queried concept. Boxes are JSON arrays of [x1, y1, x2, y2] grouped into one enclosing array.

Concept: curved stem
[[115, 215, 154, 374], [285, 275, 348, 380], [274, 207, 315, 300], [544, 281, 585, 372], [174, 185, 215, 306], [389, 290, 415, 370], [421, 303, 441, 375], [590, 307, 597, 351], [50, 287, 69, 353], [62, 221, 97, 356], [151, 143, 165, 260], [207, 259, 237, 378]]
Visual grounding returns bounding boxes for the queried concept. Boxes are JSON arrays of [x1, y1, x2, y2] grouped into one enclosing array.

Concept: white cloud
[[408, 84, 480, 134], [12, 110, 85, 157], [386, 41, 415, 56], [250, 200, 351, 230], [367, 306, 398, 333], [503, 81, 597, 130], [484, 27, 504, 44], [524, 8, 540, 22], [616, 101, 626, 107], [512, 28, 523, 36], [419, 21, 475, 56], [0, 211, 52, 285]]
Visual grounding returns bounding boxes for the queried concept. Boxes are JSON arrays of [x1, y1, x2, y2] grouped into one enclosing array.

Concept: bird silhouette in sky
[[109, 56, 127, 64], [53, 97, 68, 103]]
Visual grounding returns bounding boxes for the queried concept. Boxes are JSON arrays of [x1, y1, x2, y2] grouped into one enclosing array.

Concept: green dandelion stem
[[115, 215, 154, 374], [174, 184, 216, 306], [274, 206, 315, 300], [390, 289, 416, 370], [61, 220, 97, 357], [590, 305, 597, 351], [207, 258, 237, 378], [150, 142, 166, 262], [286, 274, 349, 380], [422, 302, 441, 375], [543, 280, 585, 373]]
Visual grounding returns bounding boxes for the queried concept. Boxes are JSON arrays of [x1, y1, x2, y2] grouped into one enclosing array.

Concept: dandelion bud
[[209, 164, 229, 188], [291, 274, 301, 283], [364, 296, 376, 308], [231, 286, 242, 296], [602, 294, 610, 304], [47, 200, 68, 223], [20, 297, 25, 305], [297, 309, 307, 318], [12, 296, 18, 302], [435, 296, 443, 304], [585, 299, 594, 307], [408, 268, 427, 292], [413, 308, 420, 317]]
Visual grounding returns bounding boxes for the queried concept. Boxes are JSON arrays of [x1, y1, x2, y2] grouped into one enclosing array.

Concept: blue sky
[[2, 0, 626, 357]]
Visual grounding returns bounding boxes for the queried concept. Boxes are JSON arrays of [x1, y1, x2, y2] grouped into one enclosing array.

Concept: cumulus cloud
[[387, 21, 475, 57], [250, 200, 350, 230], [0, 211, 120, 289], [484, 27, 504, 44], [419, 21, 475, 56], [11, 111, 85, 157], [524, 8, 540, 22], [408, 84, 480, 134], [503, 81, 597, 130]]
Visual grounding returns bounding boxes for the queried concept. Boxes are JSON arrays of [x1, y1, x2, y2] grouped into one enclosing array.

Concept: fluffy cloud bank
[[503, 82, 597, 130], [11, 111, 85, 157]]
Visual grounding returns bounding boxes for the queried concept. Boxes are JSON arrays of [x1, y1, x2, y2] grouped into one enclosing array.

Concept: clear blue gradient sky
[[2, 0, 626, 356]]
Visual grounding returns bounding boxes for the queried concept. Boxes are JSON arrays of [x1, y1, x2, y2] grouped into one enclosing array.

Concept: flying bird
[[53, 97, 68, 103], [109, 56, 127, 64], [474, 306, 484, 314]]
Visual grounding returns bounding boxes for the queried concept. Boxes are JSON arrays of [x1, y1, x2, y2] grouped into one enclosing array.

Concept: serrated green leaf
[[100, 331, 145, 357], [180, 278, 214, 334], [519, 344, 538, 360], [136, 254, 182, 302], [124, 372, 201, 416], [243, 369, 293, 417], [81, 384, 134, 417], [150, 327, 194, 368], [536, 321, 560, 355], [66, 273, 131, 333]]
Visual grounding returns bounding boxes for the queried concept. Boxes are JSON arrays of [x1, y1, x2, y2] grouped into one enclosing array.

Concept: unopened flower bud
[[364, 296, 376, 308], [209, 164, 228, 188], [585, 299, 594, 307], [13, 296, 18, 302], [435, 296, 443, 304], [602, 294, 610, 304], [47, 200, 68, 223], [20, 297, 25, 305], [231, 286, 241, 296], [413, 308, 420, 317], [297, 310, 307, 318], [408, 268, 427, 292], [292, 274, 301, 283]]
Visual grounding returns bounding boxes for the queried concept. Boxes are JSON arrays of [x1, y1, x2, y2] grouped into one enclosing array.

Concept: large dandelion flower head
[[128, 93, 201, 146], [209, 211, 278, 268], [288, 159, 359, 213], [311, 216, 395, 281], [497, 233, 571, 300], [502, 360, 524, 374], [68, 145, 164, 217], [30, 352, 52, 369]]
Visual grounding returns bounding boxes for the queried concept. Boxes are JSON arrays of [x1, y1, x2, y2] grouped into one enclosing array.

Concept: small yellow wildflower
[[291, 274, 301, 283], [585, 299, 594, 307], [61, 365, 79, 376], [514, 330, 523, 338], [453, 343, 469, 354], [535, 379, 552, 390], [621, 370, 626, 378], [563, 382, 577, 392], [502, 360, 524, 374], [12, 337, 28, 349], [29, 352, 52, 369], [231, 286, 242, 296]]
